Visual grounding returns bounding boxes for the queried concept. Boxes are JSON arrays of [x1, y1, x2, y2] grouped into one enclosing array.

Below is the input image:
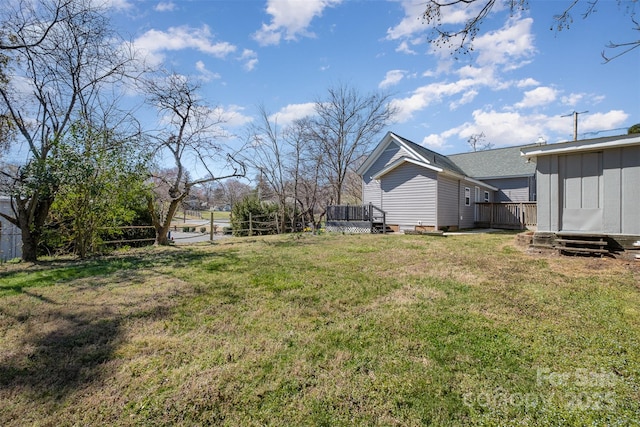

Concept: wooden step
[[556, 238, 607, 246], [559, 247, 609, 254]]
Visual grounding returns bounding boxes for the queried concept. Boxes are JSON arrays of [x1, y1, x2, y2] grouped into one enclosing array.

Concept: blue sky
[[112, 0, 639, 154]]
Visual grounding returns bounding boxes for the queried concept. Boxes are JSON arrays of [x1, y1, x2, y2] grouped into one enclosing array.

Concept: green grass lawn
[[1, 233, 639, 426]]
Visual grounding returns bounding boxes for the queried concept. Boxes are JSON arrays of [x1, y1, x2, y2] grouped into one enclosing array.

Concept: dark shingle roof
[[448, 144, 537, 178], [391, 133, 466, 175]]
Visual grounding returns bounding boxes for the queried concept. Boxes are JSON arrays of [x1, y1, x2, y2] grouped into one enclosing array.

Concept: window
[[484, 191, 490, 202], [464, 187, 470, 206]]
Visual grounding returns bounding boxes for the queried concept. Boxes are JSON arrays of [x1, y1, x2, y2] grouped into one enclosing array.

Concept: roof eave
[[521, 135, 640, 158]]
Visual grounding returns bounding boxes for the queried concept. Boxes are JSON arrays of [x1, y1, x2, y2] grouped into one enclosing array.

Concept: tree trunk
[[149, 196, 183, 246], [15, 195, 54, 262], [20, 226, 39, 262]]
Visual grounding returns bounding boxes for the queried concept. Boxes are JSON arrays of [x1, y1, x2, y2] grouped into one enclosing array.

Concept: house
[[348, 132, 536, 233], [0, 197, 21, 261], [521, 133, 640, 256], [448, 146, 536, 202]]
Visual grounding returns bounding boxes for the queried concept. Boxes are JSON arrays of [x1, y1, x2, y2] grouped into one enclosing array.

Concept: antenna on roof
[[561, 111, 588, 141]]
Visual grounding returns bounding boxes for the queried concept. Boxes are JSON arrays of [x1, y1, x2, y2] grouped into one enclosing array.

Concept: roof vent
[[536, 136, 547, 145]]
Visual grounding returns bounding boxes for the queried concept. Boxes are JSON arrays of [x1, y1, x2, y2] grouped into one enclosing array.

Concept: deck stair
[[372, 222, 394, 234], [555, 233, 609, 256]]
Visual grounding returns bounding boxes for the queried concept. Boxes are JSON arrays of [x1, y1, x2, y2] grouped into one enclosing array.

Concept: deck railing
[[326, 203, 387, 233], [475, 202, 537, 229]]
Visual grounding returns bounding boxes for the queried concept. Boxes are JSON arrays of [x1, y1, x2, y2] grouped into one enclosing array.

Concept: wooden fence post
[[210, 212, 214, 241], [249, 212, 253, 236]]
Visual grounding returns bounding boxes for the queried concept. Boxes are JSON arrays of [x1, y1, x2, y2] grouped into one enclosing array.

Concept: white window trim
[[464, 187, 471, 206]]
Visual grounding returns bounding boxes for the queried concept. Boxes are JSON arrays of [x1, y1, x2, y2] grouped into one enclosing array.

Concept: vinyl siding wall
[[362, 143, 411, 207], [381, 163, 437, 230], [536, 145, 640, 235], [482, 177, 533, 202], [437, 176, 459, 228], [0, 198, 21, 261]]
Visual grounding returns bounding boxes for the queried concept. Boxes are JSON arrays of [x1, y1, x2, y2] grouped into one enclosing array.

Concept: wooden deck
[[325, 204, 389, 234], [474, 202, 537, 230]]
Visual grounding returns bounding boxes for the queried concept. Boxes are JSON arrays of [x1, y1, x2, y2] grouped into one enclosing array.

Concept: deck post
[[490, 203, 495, 228], [519, 202, 524, 230], [383, 211, 387, 234]]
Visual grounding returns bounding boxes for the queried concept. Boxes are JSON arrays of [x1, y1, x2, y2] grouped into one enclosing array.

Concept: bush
[[230, 194, 279, 237]]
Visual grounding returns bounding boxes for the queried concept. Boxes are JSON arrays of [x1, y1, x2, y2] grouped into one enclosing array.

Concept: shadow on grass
[[0, 247, 221, 297], [0, 246, 235, 403], [0, 310, 123, 400]]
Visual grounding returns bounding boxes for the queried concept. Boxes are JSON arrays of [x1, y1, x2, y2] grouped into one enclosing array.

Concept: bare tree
[[308, 83, 396, 205], [467, 132, 493, 151], [143, 72, 245, 245], [244, 105, 291, 230], [0, 0, 137, 261], [421, 0, 639, 61], [0, 0, 73, 51], [220, 179, 252, 209]]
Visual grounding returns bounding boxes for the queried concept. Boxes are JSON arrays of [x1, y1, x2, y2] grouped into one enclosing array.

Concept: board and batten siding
[[362, 142, 411, 208], [380, 162, 437, 229], [604, 146, 640, 235], [437, 175, 459, 228], [536, 146, 640, 235]]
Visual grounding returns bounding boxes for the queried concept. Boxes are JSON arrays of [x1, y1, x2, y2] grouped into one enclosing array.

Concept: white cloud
[[581, 110, 629, 133], [379, 70, 406, 88], [472, 17, 535, 68], [419, 107, 631, 150], [103, 0, 133, 10], [421, 133, 449, 150], [517, 78, 539, 88], [268, 103, 316, 125], [239, 49, 258, 71], [386, 0, 430, 41], [154, 2, 176, 12], [218, 105, 254, 127], [561, 93, 583, 107], [132, 25, 236, 66], [470, 109, 544, 145], [195, 61, 220, 82], [391, 78, 477, 122], [514, 86, 557, 109], [449, 89, 478, 109], [253, 0, 342, 46], [395, 40, 416, 55]]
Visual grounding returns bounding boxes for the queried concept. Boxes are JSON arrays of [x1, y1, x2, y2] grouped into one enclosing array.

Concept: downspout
[[457, 180, 461, 229]]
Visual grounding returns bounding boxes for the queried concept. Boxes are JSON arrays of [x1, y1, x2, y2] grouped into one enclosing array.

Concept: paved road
[[169, 231, 230, 244], [168, 218, 231, 245]]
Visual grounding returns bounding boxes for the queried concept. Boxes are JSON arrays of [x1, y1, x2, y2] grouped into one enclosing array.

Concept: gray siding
[[536, 145, 640, 235], [0, 198, 21, 261], [560, 152, 604, 232], [603, 146, 640, 235], [362, 143, 410, 207], [381, 163, 437, 229], [620, 146, 640, 234], [536, 156, 553, 232], [437, 176, 459, 228], [458, 184, 475, 229], [483, 177, 532, 202]]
